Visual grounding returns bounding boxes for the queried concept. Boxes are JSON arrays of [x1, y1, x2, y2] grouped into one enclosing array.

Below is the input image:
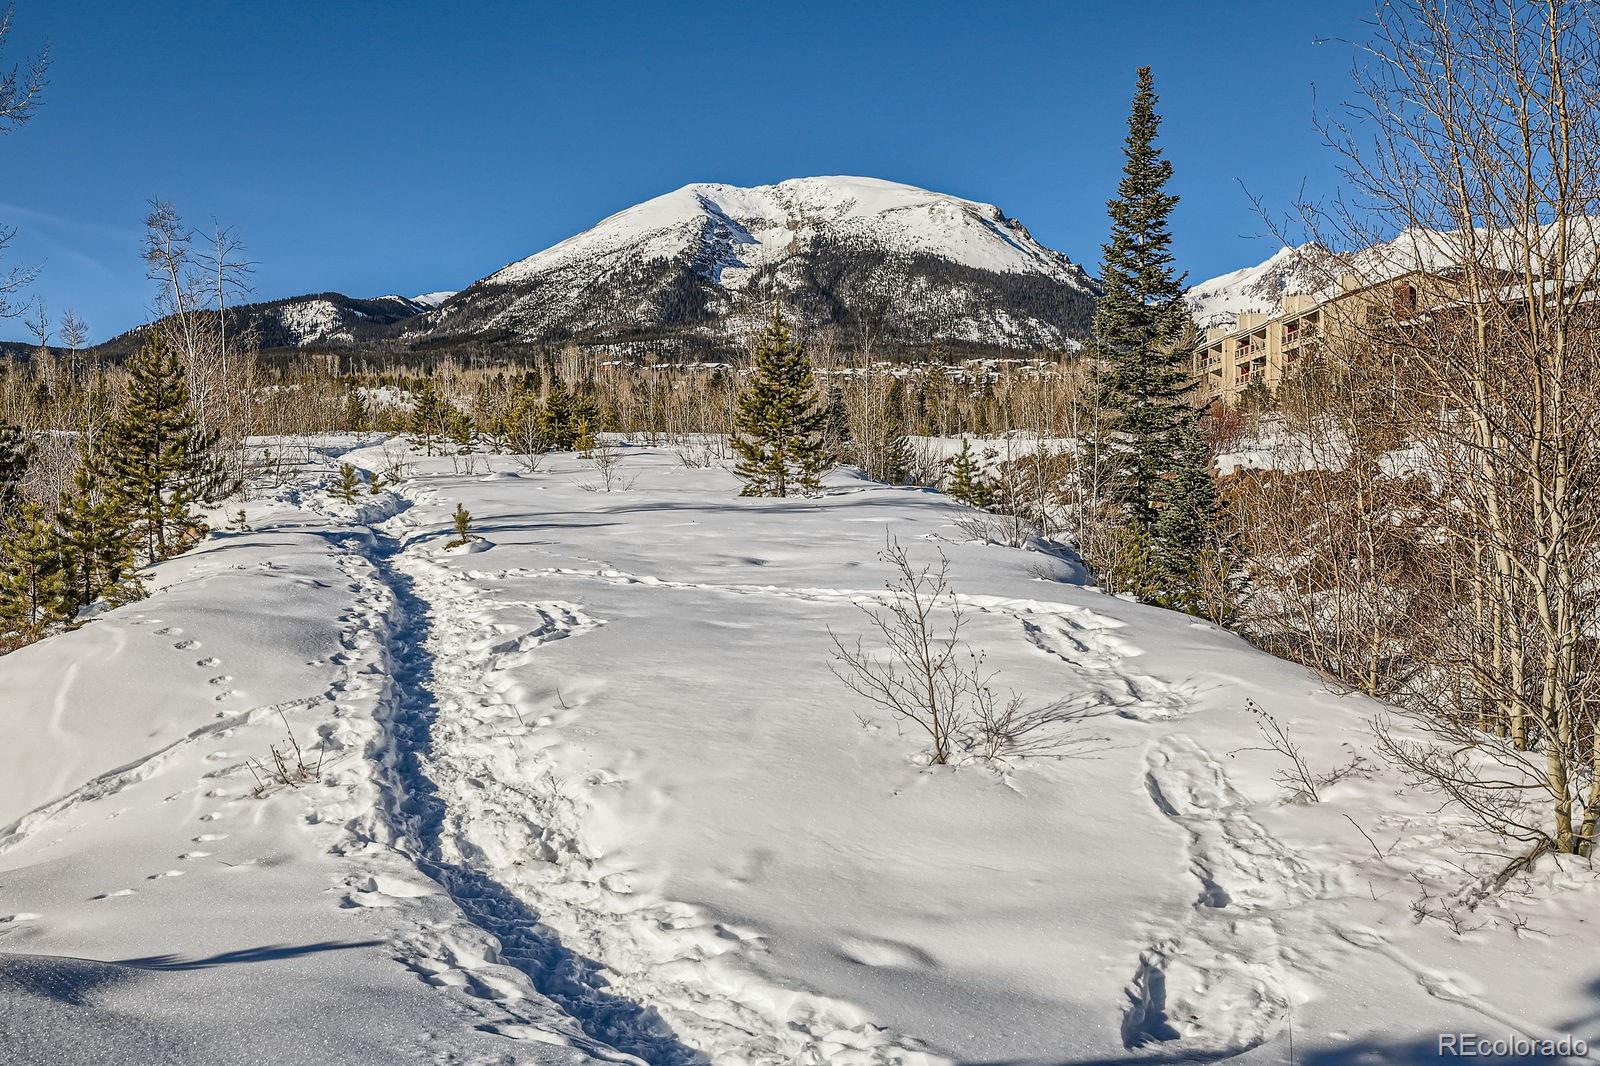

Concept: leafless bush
[[672, 435, 721, 468], [1236, 700, 1323, 803], [830, 538, 1094, 765], [952, 506, 1035, 548], [246, 710, 325, 796], [579, 438, 635, 493]]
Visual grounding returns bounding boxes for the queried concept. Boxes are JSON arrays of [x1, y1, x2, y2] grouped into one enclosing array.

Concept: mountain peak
[[435, 174, 1095, 354]]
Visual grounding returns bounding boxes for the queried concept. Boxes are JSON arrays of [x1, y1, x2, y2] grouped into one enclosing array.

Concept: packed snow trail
[[1122, 736, 1323, 1057], [355, 524, 681, 1063], [336, 483, 942, 1065]]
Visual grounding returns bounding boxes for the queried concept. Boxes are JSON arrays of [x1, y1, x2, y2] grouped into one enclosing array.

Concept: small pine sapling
[[329, 463, 363, 504], [445, 503, 476, 549]]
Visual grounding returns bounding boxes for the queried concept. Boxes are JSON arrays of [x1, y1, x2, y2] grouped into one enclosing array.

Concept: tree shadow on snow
[[115, 940, 385, 971], [369, 532, 705, 1066]]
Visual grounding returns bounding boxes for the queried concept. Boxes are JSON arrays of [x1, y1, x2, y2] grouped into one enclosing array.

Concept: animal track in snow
[[196, 657, 221, 668], [1121, 735, 1318, 1058], [173, 639, 200, 650]]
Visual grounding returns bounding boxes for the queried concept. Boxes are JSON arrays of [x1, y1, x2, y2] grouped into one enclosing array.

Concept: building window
[[1393, 282, 1417, 314]]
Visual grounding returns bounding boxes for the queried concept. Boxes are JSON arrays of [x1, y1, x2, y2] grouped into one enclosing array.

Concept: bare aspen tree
[[1278, 0, 1600, 858], [0, 4, 45, 320]]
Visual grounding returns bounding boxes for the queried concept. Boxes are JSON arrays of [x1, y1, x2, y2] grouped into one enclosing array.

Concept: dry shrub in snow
[[830, 538, 1095, 766]]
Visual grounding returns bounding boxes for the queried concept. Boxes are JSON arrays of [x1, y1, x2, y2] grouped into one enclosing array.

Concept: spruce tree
[[409, 381, 448, 455], [344, 390, 370, 432], [823, 382, 852, 463], [860, 379, 915, 485], [732, 307, 829, 497], [0, 422, 30, 522], [1092, 66, 1193, 529], [447, 407, 476, 454], [540, 387, 577, 450], [330, 463, 363, 503], [0, 501, 69, 635], [56, 457, 143, 612], [99, 336, 238, 562], [945, 438, 993, 508], [1089, 66, 1224, 610], [1152, 423, 1226, 611]]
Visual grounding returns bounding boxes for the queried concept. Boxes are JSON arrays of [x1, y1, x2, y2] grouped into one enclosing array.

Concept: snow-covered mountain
[[412, 176, 1099, 354], [258, 293, 437, 347], [1185, 243, 1338, 330]]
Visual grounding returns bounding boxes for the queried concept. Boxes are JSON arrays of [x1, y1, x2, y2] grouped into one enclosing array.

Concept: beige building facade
[[1190, 272, 1454, 406]]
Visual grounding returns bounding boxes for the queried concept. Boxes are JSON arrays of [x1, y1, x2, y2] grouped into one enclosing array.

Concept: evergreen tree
[[875, 381, 914, 485], [945, 438, 993, 508], [1152, 423, 1226, 611], [0, 421, 29, 522], [0, 501, 69, 635], [1092, 66, 1193, 529], [446, 502, 475, 548], [330, 463, 364, 503], [100, 337, 237, 562], [540, 387, 577, 450], [343, 389, 370, 432], [409, 381, 448, 455], [732, 307, 829, 497], [823, 382, 852, 462], [55, 457, 143, 612], [447, 406, 477, 454]]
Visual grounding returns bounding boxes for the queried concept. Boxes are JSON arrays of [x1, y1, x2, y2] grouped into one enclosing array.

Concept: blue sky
[[1, 1, 1371, 343]]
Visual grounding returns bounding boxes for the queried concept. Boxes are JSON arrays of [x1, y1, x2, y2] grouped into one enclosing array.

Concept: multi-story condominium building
[[1190, 271, 1456, 406]]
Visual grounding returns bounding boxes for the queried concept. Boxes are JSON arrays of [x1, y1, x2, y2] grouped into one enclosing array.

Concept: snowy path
[[324, 485, 943, 1065], [1123, 735, 1324, 1058]]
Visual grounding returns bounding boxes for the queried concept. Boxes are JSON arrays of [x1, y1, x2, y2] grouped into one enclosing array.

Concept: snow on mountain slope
[[1185, 243, 1337, 329], [418, 176, 1098, 353], [489, 177, 1083, 286], [6, 438, 1600, 1064], [410, 291, 457, 309]]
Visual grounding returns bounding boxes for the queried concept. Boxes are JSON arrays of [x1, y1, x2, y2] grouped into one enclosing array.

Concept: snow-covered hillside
[[417, 176, 1098, 353], [1185, 243, 1337, 330], [3, 439, 1597, 1064]]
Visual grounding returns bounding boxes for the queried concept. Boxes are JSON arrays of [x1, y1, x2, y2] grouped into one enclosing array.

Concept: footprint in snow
[[0, 912, 41, 923], [179, 851, 211, 860], [193, 833, 228, 842], [147, 870, 185, 879], [196, 657, 221, 668], [155, 626, 183, 636], [174, 639, 200, 650], [208, 675, 233, 686], [92, 889, 136, 900], [214, 690, 241, 702]]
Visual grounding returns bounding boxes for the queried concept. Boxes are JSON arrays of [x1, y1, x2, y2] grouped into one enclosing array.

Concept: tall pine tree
[[1093, 66, 1193, 528], [732, 307, 829, 497], [1091, 66, 1222, 609], [100, 335, 237, 562]]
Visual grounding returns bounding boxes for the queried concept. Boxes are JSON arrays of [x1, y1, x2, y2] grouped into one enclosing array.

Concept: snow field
[[3, 438, 1599, 1064]]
